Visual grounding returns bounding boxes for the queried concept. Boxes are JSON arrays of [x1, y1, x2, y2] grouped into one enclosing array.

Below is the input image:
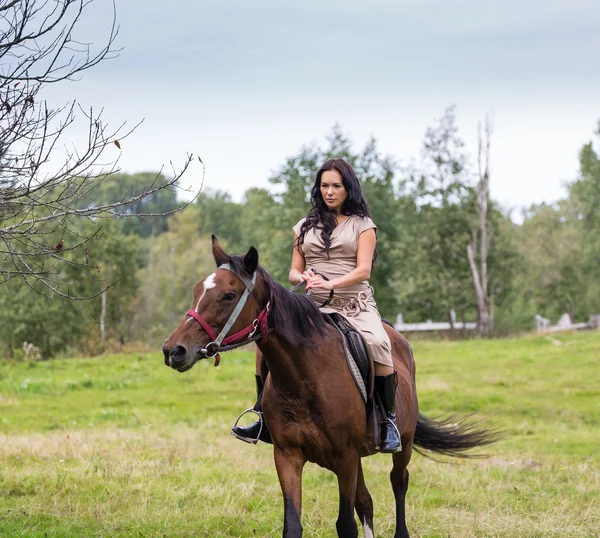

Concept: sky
[[46, 0, 600, 216]]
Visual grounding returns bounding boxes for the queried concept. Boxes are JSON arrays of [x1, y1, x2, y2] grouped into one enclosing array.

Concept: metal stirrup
[[231, 408, 264, 445], [385, 418, 403, 452]]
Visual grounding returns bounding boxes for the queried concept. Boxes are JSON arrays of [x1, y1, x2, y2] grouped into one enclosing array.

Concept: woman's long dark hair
[[296, 158, 372, 257]]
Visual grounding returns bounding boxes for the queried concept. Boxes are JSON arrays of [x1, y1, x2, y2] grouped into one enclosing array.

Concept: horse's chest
[[266, 399, 356, 468]]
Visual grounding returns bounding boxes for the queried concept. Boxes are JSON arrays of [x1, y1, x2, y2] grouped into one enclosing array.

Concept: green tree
[[131, 207, 216, 344], [195, 190, 244, 252], [400, 108, 520, 331], [81, 172, 181, 237], [493, 120, 600, 329], [0, 217, 142, 358], [404, 107, 477, 323], [353, 139, 414, 318], [68, 219, 143, 344], [568, 122, 600, 316], [512, 203, 583, 322], [0, 278, 83, 358]]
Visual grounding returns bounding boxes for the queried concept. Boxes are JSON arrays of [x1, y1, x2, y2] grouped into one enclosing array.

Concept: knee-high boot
[[231, 374, 272, 444], [374, 371, 402, 453]]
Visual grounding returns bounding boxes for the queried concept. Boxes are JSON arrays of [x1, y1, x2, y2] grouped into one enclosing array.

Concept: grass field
[[1, 331, 599, 537]]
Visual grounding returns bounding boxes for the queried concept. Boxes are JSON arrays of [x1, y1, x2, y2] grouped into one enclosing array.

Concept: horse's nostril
[[171, 345, 187, 362], [162, 344, 187, 366]]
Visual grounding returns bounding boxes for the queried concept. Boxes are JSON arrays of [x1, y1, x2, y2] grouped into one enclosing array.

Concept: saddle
[[326, 313, 373, 404]]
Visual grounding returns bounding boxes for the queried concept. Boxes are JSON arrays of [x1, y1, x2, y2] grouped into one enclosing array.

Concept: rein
[[185, 265, 332, 367], [291, 268, 334, 308]]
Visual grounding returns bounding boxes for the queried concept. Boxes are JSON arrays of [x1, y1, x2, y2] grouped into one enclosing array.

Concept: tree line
[[1, 108, 599, 358], [2, 1, 597, 359]]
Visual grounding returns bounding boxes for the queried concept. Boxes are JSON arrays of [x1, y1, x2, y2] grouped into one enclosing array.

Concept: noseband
[[185, 263, 271, 367]]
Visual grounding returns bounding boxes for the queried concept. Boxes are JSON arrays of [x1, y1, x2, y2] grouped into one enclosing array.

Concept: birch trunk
[[468, 118, 492, 335]]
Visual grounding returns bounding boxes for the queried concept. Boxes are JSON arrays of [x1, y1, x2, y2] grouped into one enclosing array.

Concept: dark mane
[[227, 255, 328, 348]]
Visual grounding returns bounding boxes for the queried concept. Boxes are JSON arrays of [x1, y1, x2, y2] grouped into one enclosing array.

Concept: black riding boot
[[374, 372, 402, 453], [231, 374, 272, 444]]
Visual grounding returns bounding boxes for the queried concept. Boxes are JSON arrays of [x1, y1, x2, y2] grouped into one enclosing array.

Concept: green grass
[[1, 331, 599, 537]]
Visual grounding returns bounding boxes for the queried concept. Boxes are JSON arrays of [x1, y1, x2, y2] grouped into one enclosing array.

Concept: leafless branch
[[0, 0, 199, 302]]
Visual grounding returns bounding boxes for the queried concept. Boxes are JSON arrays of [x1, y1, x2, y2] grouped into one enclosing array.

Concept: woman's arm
[[306, 229, 376, 291], [289, 235, 314, 285]]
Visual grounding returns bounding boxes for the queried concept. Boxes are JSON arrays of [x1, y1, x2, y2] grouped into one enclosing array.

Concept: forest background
[[2, 106, 599, 359]]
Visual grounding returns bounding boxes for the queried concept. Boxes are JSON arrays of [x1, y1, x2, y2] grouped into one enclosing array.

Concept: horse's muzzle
[[162, 344, 192, 371]]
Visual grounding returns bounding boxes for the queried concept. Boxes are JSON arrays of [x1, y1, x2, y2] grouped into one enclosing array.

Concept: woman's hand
[[305, 274, 335, 291], [300, 269, 315, 283], [289, 269, 314, 286]]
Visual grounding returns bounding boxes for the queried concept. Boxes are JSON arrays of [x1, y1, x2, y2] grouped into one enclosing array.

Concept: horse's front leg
[[334, 453, 360, 538], [274, 447, 306, 538]]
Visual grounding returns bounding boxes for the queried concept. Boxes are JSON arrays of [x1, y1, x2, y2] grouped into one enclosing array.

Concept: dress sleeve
[[357, 217, 377, 235], [292, 218, 306, 237]]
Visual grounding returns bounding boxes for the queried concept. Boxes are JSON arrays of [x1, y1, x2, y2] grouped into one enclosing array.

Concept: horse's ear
[[243, 246, 259, 274], [212, 235, 229, 267]]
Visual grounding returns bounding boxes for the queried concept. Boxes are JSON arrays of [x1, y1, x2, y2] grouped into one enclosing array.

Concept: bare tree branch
[[0, 0, 200, 301]]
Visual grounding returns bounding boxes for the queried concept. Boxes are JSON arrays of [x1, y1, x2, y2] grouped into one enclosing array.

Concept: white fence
[[535, 313, 600, 333], [394, 311, 600, 334], [394, 310, 477, 332]]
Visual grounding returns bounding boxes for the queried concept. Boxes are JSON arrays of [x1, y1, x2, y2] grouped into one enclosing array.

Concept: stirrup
[[379, 418, 402, 453], [231, 407, 264, 444]]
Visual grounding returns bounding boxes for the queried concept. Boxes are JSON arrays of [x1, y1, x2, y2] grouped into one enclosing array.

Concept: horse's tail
[[413, 413, 502, 458]]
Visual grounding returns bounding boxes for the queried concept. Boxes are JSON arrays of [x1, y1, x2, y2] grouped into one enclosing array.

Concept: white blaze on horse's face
[[187, 272, 217, 323], [198, 273, 217, 307]]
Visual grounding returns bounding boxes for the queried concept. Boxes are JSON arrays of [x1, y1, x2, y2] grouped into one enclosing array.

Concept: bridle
[[184, 264, 333, 367], [185, 263, 271, 367]]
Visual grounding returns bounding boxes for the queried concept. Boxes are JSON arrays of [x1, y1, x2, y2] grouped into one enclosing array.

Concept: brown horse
[[163, 237, 498, 538]]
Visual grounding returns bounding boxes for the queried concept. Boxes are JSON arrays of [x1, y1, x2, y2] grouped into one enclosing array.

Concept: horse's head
[[162, 236, 265, 372]]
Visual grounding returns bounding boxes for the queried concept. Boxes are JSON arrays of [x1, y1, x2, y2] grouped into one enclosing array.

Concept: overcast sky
[[48, 0, 600, 215]]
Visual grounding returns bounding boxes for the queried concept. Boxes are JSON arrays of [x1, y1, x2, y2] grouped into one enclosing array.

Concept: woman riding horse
[[163, 157, 499, 537], [232, 158, 401, 452]]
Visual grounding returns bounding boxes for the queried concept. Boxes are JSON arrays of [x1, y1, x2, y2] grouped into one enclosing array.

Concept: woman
[[232, 158, 401, 452]]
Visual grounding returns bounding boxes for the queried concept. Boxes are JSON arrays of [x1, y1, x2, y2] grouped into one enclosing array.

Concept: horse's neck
[[258, 337, 318, 396]]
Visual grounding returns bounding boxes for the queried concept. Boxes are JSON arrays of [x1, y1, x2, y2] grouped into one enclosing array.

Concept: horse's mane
[[228, 255, 328, 348]]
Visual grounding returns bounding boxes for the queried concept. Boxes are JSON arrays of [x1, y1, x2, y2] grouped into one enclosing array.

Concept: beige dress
[[293, 215, 393, 366]]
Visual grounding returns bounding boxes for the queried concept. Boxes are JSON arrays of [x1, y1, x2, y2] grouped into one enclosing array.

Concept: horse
[[162, 237, 498, 538]]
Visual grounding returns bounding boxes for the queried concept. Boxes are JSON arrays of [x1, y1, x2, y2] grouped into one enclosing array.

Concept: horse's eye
[[222, 292, 236, 302]]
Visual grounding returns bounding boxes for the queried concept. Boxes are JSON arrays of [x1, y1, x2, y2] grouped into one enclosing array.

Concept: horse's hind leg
[[354, 459, 374, 538], [390, 447, 412, 538], [334, 453, 360, 538]]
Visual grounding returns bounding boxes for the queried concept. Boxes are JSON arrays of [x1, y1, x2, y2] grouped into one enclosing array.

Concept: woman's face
[[320, 169, 347, 213]]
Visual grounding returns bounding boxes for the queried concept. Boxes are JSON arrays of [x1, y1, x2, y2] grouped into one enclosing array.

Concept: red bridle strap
[[185, 298, 270, 369], [185, 309, 218, 341], [184, 304, 270, 347]]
